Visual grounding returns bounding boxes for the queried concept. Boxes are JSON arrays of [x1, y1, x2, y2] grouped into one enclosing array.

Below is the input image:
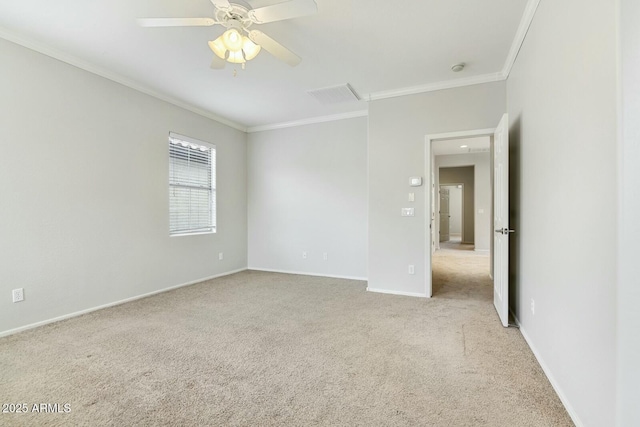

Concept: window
[[168, 132, 216, 236]]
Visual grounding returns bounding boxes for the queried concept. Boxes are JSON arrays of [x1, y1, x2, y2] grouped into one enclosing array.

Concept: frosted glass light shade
[[227, 50, 246, 64], [242, 37, 261, 60], [208, 38, 227, 59], [222, 29, 243, 52], [208, 30, 263, 65]]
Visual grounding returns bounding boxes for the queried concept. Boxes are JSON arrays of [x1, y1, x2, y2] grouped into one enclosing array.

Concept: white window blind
[[169, 133, 216, 235]]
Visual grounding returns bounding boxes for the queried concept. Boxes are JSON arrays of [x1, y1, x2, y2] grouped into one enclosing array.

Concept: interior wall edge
[[248, 268, 367, 282], [511, 312, 585, 427], [0, 268, 248, 339], [0, 28, 248, 132], [365, 288, 428, 299]]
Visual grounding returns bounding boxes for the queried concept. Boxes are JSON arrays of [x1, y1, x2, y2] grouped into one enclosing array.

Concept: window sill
[[170, 230, 216, 237]]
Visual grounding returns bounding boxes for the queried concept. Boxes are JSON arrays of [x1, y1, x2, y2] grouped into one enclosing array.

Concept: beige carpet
[[0, 254, 573, 426]]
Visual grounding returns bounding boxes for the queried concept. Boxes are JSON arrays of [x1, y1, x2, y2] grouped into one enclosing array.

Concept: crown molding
[[1, 0, 540, 134], [365, 72, 506, 102], [247, 0, 540, 129], [247, 110, 368, 133], [501, 0, 541, 78], [363, 0, 541, 102], [0, 27, 248, 133]]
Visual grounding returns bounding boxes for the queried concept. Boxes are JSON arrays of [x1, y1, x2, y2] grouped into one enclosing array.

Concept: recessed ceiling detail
[[307, 84, 360, 105]]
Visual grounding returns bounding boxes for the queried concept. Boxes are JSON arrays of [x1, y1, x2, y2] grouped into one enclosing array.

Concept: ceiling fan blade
[[248, 30, 301, 67], [210, 55, 226, 69], [210, 0, 231, 10], [249, 0, 317, 24], [137, 18, 217, 27]]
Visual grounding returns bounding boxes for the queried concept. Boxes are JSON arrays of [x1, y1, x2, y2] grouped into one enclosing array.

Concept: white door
[[439, 188, 450, 242], [493, 113, 511, 327], [425, 141, 433, 297]]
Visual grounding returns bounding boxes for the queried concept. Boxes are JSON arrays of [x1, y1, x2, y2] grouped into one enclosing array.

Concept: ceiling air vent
[[469, 147, 490, 153], [307, 83, 360, 105]]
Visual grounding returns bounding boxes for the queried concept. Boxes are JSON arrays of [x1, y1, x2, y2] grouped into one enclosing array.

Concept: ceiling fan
[[137, 0, 317, 69]]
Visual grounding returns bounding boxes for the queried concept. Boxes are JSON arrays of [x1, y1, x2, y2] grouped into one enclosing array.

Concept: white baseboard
[[511, 311, 584, 427], [366, 287, 428, 298], [474, 249, 490, 253], [248, 267, 367, 282], [0, 268, 248, 338]]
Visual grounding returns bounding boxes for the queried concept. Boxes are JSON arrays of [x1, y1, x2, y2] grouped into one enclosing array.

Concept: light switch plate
[[401, 208, 415, 217], [408, 193, 415, 202]]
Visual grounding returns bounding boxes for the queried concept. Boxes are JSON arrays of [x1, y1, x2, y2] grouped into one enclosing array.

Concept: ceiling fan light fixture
[[139, 0, 318, 69], [208, 38, 227, 59], [242, 37, 261, 60], [210, 33, 262, 65], [227, 50, 246, 64], [222, 28, 244, 52]]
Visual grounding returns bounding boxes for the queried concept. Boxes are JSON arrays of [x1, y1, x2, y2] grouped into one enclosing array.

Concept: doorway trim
[[424, 128, 495, 297]]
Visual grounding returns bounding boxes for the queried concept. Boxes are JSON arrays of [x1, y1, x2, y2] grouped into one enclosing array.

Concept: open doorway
[[424, 114, 511, 326], [429, 135, 491, 298]]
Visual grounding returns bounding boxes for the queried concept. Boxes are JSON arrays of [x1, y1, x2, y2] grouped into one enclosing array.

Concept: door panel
[[439, 188, 450, 242], [493, 113, 510, 327]]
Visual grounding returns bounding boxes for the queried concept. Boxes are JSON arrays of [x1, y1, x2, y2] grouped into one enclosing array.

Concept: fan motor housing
[[215, 4, 253, 29]]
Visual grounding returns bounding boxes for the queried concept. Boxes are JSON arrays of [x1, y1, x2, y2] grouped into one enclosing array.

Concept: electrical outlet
[[408, 192, 415, 202], [12, 288, 24, 303], [408, 265, 415, 275], [218, 252, 223, 261], [302, 251, 307, 259], [531, 298, 535, 315], [323, 252, 328, 261]]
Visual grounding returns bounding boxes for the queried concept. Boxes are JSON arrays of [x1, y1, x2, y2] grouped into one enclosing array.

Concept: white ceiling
[[432, 136, 490, 156], [0, 0, 529, 130]]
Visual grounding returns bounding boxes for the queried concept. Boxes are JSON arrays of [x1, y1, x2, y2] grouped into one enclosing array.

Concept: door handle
[[494, 228, 515, 235]]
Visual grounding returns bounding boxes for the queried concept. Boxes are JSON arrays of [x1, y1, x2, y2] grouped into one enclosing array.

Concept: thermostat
[[409, 177, 423, 187]]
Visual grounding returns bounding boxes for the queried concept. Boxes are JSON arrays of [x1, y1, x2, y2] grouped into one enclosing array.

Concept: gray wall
[[367, 82, 505, 295], [435, 152, 492, 251], [4, 5, 635, 422], [618, 0, 640, 424], [439, 167, 474, 244], [247, 118, 368, 279], [0, 38, 248, 335], [506, 0, 617, 425]]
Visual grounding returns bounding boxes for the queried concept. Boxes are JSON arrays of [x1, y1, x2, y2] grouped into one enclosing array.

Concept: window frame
[[168, 132, 216, 237]]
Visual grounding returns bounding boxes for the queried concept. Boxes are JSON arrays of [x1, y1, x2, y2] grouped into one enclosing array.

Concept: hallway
[[432, 242, 491, 302]]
